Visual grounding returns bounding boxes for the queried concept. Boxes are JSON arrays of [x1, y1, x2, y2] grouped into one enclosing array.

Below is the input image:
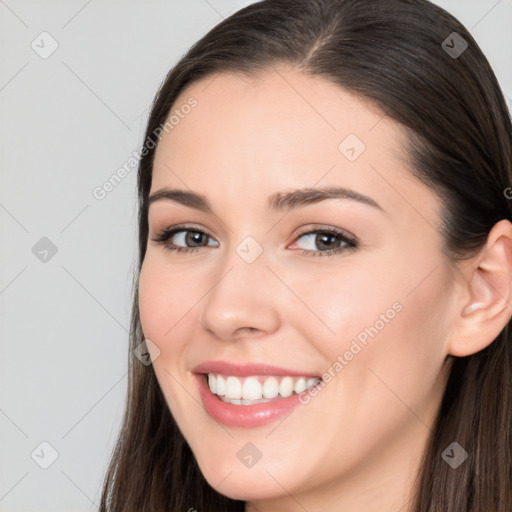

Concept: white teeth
[[242, 376, 263, 400], [262, 377, 279, 399], [224, 376, 242, 399], [208, 373, 216, 394], [306, 378, 318, 388], [216, 374, 226, 396], [219, 397, 276, 405], [279, 376, 294, 397], [294, 377, 306, 394], [206, 373, 321, 402]]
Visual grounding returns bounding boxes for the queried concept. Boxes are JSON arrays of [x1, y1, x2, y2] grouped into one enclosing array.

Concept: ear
[[448, 219, 512, 358]]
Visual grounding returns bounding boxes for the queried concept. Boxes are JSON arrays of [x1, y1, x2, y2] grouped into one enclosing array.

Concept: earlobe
[[449, 219, 512, 358]]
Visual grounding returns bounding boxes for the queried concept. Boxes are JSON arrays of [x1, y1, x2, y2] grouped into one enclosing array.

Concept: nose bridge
[[198, 234, 280, 340]]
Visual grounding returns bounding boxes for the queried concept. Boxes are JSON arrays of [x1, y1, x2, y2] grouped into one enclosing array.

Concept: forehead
[[155, 66, 393, 166], [150, 66, 440, 224]]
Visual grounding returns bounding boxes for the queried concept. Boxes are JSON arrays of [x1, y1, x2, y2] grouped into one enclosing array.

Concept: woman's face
[[139, 67, 457, 508]]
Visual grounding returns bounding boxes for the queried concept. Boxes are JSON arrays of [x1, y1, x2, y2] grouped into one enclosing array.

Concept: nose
[[198, 250, 281, 342]]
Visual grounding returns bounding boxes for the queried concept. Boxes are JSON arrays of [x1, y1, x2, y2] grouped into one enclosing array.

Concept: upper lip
[[191, 360, 321, 378]]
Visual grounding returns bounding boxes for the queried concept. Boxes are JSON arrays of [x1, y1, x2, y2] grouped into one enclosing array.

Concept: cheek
[[138, 262, 166, 339], [138, 268, 184, 379], [292, 261, 395, 360], [138, 255, 197, 341], [298, 248, 449, 394], [138, 259, 192, 416], [334, 258, 452, 418]]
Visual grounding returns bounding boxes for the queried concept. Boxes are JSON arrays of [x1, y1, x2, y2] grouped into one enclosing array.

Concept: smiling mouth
[[202, 372, 322, 405]]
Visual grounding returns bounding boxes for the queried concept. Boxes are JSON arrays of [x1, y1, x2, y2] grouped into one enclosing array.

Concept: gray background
[[0, 1, 511, 510]]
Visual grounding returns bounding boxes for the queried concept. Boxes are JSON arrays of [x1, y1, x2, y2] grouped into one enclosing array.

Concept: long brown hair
[[100, 0, 512, 510]]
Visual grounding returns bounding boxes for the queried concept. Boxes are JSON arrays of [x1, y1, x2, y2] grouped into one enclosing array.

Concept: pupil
[[187, 231, 204, 246], [318, 233, 337, 250]]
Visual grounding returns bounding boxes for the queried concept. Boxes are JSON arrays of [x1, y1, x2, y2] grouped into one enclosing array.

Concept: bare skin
[[138, 65, 512, 511]]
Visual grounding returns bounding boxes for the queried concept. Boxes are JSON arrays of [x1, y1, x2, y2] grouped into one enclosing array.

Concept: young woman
[[100, 0, 512, 510]]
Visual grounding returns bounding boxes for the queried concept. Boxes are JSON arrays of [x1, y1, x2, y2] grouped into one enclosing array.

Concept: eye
[[290, 226, 358, 257], [150, 224, 358, 257], [150, 224, 218, 254]]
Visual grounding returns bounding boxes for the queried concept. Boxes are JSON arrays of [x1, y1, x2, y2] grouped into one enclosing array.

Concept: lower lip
[[195, 373, 317, 428]]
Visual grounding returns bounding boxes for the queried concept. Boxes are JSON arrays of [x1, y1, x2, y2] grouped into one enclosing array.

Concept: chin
[[203, 474, 285, 501], [196, 455, 302, 501]]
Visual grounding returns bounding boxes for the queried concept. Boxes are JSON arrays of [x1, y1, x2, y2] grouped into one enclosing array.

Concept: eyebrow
[[147, 185, 385, 214]]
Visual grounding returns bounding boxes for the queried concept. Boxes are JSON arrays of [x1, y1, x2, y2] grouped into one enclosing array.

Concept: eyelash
[[150, 224, 358, 257]]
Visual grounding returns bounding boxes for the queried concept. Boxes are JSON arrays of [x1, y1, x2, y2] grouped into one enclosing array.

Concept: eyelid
[[151, 223, 215, 240], [293, 223, 356, 241]]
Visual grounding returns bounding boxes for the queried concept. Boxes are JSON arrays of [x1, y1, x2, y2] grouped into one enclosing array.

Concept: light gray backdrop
[[1, 1, 511, 510]]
